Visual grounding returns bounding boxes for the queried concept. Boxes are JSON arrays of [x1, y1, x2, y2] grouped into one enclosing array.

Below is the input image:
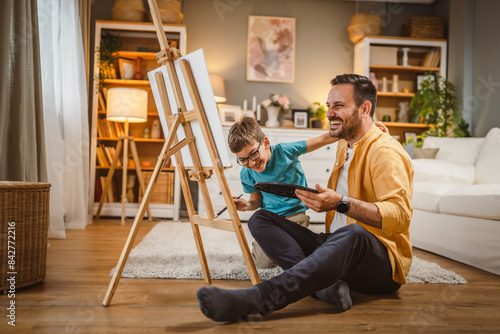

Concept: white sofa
[[410, 127, 500, 276]]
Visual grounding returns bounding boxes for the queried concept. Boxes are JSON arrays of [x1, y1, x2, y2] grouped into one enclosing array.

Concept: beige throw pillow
[[414, 148, 439, 159]]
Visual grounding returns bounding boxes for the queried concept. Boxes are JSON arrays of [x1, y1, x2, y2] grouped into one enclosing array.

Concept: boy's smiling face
[[235, 137, 271, 173]]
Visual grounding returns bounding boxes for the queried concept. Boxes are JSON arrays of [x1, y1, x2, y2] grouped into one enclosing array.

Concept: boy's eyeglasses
[[236, 139, 263, 166]]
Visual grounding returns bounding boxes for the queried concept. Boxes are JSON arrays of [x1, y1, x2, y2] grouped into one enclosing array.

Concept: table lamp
[[209, 74, 226, 103], [95, 87, 152, 225]]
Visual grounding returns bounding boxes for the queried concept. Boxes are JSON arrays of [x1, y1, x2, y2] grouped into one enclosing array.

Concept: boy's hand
[[233, 196, 251, 211], [295, 183, 342, 212], [375, 121, 390, 134]]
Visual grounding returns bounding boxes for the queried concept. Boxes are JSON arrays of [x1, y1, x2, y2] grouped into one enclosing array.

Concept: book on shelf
[[96, 144, 109, 167], [98, 119, 123, 139], [421, 50, 440, 68], [103, 146, 119, 167], [139, 171, 175, 204], [98, 91, 106, 112]]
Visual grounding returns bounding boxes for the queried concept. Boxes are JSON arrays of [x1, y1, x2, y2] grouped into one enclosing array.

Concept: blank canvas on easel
[[148, 49, 232, 168]]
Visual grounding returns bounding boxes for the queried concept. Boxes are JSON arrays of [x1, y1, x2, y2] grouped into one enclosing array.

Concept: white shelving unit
[[89, 21, 187, 220], [354, 36, 448, 142]]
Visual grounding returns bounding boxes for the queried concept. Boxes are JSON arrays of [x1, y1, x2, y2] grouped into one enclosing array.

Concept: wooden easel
[[94, 120, 152, 225], [102, 0, 260, 307]]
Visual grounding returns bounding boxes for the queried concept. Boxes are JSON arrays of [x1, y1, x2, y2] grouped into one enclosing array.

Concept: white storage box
[[370, 46, 398, 66]]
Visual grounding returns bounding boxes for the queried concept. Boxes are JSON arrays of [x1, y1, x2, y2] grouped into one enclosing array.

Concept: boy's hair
[[228, 117, 265, 153], [331, 74, 377, 118]]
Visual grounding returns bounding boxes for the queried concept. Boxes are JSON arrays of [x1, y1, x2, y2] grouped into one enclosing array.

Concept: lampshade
[[209, 74, 226, 103], [106, 88, 148, 123]]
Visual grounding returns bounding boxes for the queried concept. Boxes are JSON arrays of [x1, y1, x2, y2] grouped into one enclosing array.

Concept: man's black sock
[[197, 285, 263, 322], [314, 280, 352, 311]]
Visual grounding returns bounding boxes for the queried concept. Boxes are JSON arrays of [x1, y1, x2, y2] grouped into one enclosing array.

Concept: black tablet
[[254, 182, 318, 199]]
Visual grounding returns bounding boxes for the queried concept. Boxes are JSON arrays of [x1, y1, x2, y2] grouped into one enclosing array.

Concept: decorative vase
[[133, 58, 143, 80], [265, 106, 281, 127], [152, 120, 161, 139], [111, 0, 146, 22]]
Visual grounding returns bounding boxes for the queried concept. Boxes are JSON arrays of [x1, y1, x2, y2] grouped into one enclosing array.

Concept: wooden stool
[[0, 181, 50, 292]]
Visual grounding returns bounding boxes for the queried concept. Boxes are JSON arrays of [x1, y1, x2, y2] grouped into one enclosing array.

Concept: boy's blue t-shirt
[[240, 140, 308, 216]]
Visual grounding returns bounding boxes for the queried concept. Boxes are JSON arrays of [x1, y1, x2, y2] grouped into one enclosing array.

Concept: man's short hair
[[331, 74, 377, 117], [228, 117, 265, 153]]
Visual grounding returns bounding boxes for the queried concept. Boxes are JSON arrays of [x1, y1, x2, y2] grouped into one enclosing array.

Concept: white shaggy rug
[[111, 222, 467, 284]]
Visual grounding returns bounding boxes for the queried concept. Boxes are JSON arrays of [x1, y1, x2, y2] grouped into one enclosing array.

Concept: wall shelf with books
[[89, 21, 186, 219], [354, 36, 446, 142]]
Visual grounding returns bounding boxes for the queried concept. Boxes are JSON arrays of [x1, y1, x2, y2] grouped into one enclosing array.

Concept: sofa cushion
[[475, 127, 500, 184], [412, 181, 463, 212], [413, 147, 439, 159], [423, 136, 484, 166], [413, 159, 475, 184], [439, 184, 500, 220]]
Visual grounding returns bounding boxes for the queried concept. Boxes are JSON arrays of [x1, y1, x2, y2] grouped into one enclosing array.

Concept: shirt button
[[402, 190, 406, 194], [336, 163, 339, 165]]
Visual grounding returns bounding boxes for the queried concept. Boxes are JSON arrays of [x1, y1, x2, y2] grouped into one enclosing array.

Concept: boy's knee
[[248, 210, 268, 233]]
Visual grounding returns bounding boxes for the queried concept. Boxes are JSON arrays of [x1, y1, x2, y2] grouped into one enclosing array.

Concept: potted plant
[[308, 102, 328, 129], [410, 73, 470, 138], [97, 32, 121, 83]]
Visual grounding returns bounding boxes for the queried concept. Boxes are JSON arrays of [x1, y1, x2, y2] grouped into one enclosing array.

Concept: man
[[196, 74, 413, 322]]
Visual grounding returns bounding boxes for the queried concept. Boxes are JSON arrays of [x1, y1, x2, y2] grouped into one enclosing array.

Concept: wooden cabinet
[[88, 21, 186, 219], [198, 127, 338, 223], [354, 36, 447, 142]]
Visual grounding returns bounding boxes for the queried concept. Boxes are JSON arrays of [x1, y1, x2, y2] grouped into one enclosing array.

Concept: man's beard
[[328, 110, 362, 141]]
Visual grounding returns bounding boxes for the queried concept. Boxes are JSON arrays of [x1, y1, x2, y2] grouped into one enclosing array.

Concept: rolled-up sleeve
[[370, 144, 413, 236]]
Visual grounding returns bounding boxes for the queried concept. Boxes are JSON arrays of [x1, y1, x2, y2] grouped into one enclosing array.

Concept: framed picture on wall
[[293, 109, 309, 128], [218, 104, 241, 126], [246, 15, 296, 83]]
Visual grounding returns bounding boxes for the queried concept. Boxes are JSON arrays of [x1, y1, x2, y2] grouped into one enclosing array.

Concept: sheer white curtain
[[37, 0, 90, 238]]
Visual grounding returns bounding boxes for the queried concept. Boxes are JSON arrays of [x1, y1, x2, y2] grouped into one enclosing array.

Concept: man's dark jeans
[[248, 209, 402, 314]]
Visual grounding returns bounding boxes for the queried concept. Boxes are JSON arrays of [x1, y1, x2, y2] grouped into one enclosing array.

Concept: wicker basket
[[0, 182, 50, 292], [402, 17, 444, 39]]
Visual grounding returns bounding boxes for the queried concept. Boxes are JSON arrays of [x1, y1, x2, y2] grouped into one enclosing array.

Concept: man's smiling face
[[326, 84, 363, 143]]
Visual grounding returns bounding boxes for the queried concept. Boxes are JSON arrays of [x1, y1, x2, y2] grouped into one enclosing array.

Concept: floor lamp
[[95, 87, 152, 225]]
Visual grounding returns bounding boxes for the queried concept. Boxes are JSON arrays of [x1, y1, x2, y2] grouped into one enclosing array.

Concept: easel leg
[[95, 139, 123, 219], [103, 141, 169, 307]]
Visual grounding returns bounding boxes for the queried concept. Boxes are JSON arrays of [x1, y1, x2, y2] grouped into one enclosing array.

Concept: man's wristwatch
[[335, 195, 350, 214]]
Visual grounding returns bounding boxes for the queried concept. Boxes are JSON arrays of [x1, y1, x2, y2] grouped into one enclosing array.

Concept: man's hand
[[295, 183, 342, 212]]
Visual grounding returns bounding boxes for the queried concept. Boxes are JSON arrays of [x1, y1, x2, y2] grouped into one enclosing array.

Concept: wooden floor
[[2, 218, 500, 333]]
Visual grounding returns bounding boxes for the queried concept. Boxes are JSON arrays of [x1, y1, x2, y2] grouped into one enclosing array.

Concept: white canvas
[[148, 49, 232, 168]]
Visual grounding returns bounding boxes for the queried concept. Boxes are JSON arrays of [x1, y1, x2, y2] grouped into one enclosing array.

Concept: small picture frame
[[293, 109, 309, 128], [118, 58, 135, 80], [218, 104, 241, 126], [404, 131, 418, 144]]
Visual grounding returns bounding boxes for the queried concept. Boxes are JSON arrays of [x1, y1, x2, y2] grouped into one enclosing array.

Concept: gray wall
[[448, 0, 500, 136], [472, 0, 500, 136], [182, 0, 441, 111], [183, 0, 354, 111], [90, 0, 500, 136]]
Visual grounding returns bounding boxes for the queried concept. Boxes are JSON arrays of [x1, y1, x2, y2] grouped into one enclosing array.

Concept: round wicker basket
[[111, 0, 146, 22], [0, 182, 50, 291]]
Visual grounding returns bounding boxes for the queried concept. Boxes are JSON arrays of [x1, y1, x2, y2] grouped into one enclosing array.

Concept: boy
[[228, 117, 388, 269], [227, 117, 334, 268]]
